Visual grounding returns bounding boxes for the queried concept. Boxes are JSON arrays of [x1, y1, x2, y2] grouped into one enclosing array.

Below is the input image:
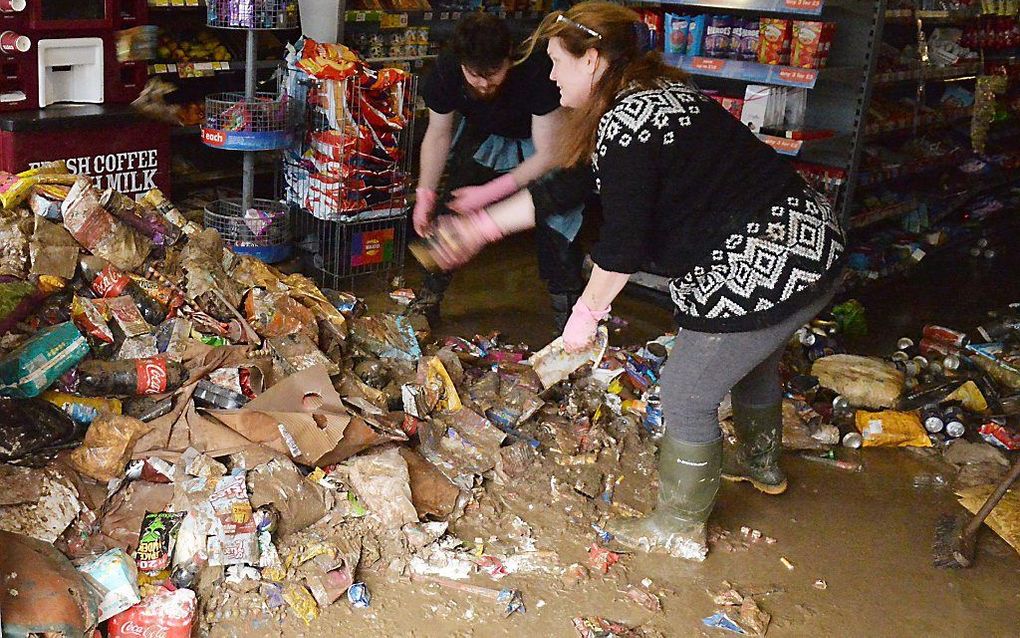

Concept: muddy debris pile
[[774, 302, 1020, 496], [1, 160, 1018, 637], [0, 162, 680, 637]]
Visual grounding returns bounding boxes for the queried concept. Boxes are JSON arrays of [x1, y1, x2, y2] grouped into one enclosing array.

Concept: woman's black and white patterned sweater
[[529, 79, 846, 332]]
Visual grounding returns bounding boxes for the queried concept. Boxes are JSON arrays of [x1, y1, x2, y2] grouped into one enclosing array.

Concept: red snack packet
[[758, 18, 791, 65]]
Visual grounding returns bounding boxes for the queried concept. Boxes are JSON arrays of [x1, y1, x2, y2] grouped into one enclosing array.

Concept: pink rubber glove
[[429, 209, 505, 271], [413, 187, 437, 237], [562, 299, 610, 352], [448, 173, 519, 215]]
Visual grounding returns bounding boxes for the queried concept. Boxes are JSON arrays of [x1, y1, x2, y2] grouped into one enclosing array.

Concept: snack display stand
[[282, 38, 417, 288]]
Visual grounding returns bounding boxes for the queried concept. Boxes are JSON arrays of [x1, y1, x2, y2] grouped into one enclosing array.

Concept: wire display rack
[[204, 197, 292, 262], [200, 0, 298, 263], [203, 91, 296, 151], [207, 0, 299, 30], [282, 60, 417, 289]]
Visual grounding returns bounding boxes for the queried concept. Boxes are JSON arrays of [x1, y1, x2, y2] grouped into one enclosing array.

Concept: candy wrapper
[[41, 390, 122, 425], [104, 296, 152, 338], [284, 582, 321, 624], [61, 177, 152, 272], [69, 412, 151, 482], [116, 334, 160, 360], [207, 473, 259, 566], [0, 161, 77, 210], [30, 216, 79, 279], [77, 548, 142, 622], [0, 321, 89, 399], [155, 317, 193, 362], [135, 511, 186, 573], [101, 188, 182, 246], [72, 295, 115, 345], [0, 211, 30, 278], [244, 287, 318, 341]]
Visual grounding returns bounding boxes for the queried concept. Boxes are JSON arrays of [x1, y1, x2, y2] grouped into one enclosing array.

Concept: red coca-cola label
[[93, 265, 131, 298], [136, 356, 169, 395], [117, 620, 168, 638]]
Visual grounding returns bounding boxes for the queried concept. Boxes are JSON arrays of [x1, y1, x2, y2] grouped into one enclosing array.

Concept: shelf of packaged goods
[[849, 199, 917, 229], [858, 154, 965, 187], [863, 107, 973, 135], [884, 8, 913, 19], [663, 54, 846, 88], [344, 8, 544, 28], [632, 0, 824, 16], [872, 62, 982, 84], [916, 9, 980, 20], [148, 59, 280, 78]]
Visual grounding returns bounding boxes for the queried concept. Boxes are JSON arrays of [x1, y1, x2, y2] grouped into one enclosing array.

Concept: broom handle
[[963, 455, 1020, 537]]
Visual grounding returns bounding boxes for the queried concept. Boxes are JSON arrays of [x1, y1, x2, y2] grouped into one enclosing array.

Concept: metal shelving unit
[[850, 3, 1020, 231], [626, 0, 886, 298]]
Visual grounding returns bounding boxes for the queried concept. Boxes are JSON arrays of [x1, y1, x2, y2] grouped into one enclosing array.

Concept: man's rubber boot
[[605, 436, 721, 561], [721, 400, 787, 495], [550, 292, 581, 334]]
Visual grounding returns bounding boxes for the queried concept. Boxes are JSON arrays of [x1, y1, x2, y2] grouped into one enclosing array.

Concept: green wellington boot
[[721, 400, 788, 495], [605, 436, 721, 561]]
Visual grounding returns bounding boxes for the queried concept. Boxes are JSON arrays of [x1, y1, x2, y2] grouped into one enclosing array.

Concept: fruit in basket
[[157, 29, 232, 63]]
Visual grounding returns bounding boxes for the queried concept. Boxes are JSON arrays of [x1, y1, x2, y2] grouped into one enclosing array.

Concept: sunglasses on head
[[555, 13, 603, 40]]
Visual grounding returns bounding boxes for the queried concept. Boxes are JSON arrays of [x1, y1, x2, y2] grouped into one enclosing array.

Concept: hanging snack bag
[[687, 14, 708, 56], [665, 14, 689, 55]]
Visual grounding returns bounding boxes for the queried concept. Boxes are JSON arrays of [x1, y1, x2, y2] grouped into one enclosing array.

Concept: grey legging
[[661, 292, 834, 443]]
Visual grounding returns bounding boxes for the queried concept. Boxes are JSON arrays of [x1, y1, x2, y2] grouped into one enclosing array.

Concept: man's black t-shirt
[[422, 49, 561, 140]]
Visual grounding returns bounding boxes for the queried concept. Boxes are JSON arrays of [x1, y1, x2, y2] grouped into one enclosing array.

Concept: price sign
[[783, 0, 822, 11], [759, 135, 802, 155], [691, 57, 726, 72], [777, 67, 817, 85]]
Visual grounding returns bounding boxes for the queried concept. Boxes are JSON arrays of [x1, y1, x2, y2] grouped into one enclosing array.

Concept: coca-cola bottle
[[76, 356, 186, 396], [79, 256, 167, 325]]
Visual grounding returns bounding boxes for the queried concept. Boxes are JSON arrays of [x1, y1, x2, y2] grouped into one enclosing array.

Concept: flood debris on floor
[[0, 168, 1017, 636]]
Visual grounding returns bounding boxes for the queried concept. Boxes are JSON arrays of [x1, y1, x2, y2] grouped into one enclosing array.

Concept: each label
[[136, 356, 169, 395], [93, 265, 131, 298], [201, 128, 227, 146]]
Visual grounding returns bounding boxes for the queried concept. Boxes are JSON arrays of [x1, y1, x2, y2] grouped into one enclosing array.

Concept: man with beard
[[410, 12, 584, 332]]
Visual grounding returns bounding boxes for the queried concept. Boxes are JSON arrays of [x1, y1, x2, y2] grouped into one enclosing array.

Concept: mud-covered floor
[[324, 228, 1020, 638]]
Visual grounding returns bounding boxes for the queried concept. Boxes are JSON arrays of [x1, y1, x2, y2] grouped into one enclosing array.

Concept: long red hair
[[520, 1, 687, 167]]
